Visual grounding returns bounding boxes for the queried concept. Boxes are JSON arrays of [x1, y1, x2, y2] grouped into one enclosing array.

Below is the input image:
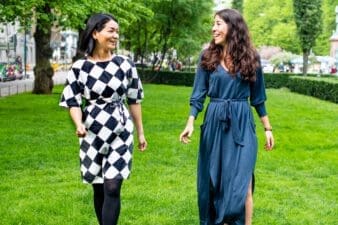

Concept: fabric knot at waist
[[87, 98, 127, 126], [210, 98, 247, 146]]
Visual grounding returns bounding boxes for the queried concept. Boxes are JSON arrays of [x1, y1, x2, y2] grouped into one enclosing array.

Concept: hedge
[[138, 69, 338, 104], [137, 69, 195, 86], [287, 77, 337, 103]]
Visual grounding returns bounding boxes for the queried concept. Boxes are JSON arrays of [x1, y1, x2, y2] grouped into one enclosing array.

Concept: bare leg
[[245, 181, 253, 225]]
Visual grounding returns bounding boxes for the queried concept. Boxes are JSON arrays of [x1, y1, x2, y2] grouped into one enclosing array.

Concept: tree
[[0, 0, 152, 94], [0, 0, 53, 93], [312, 0, 337, 55], [33, 3, 54, 94], [293, 0, 323, 75], [244, 0, 301, 53], [64, 0, 153, 61], [232, 0, 243, 13], [123, 0, 213, 70]]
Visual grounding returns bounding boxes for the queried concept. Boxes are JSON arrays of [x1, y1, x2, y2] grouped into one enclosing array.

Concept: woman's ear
[[92, 30, 98, 41]]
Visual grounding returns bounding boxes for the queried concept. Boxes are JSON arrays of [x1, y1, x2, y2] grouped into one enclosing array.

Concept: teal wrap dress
[[190, 60, 267, 225]]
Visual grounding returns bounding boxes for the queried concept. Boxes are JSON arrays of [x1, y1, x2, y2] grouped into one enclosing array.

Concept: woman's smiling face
[[212, 14, 228, 46], [93, 20, 119, 51]]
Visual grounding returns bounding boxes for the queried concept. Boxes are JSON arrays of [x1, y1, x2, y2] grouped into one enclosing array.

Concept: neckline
[[86, 54, 115, 63], [218, 64, 229, 72]]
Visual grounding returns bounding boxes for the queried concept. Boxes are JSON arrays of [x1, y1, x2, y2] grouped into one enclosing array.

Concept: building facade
[[0, 21, 35, 69]]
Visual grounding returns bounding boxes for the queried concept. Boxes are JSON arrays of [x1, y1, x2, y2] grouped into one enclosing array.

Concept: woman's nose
[[212, 25, 216, 32]]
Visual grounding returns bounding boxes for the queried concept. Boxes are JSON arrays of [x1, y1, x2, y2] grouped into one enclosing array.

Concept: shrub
[[137, 69, 338, 103]]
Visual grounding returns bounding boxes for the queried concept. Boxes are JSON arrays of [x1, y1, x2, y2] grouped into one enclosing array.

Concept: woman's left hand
[[264, 131, 274, 151], [138, 134, 147, 151]]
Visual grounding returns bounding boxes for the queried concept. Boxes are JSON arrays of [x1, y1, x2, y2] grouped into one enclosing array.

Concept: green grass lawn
[[0, 84, 337, 225]]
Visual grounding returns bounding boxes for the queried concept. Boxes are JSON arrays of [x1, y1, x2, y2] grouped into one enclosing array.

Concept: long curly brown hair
[[201, 9, 259, 81]]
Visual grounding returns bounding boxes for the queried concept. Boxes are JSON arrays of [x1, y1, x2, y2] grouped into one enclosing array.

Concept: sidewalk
[[0, 70, 67, 97]]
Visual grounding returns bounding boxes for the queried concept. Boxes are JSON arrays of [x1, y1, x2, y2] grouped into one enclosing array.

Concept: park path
[[0, 71, 67, 97]]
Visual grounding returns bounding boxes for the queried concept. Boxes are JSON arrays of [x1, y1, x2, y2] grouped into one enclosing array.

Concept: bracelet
[[264, 127, 272, 132]]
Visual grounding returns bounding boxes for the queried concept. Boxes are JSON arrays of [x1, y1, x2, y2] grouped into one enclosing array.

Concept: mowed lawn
[[0, 84, 337, 225]]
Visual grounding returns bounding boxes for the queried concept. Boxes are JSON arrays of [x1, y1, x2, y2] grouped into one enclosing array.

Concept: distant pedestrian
[[330, 66, 337, 74], [59, 13, 147, 225]]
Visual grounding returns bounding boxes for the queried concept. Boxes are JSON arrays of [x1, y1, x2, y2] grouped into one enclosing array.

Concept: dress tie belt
[[87, 98, 127, 126], [210, 98, 247, 146]]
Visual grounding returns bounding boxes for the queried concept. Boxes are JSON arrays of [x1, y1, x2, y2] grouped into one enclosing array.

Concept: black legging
[[92, 178, 123, 225]]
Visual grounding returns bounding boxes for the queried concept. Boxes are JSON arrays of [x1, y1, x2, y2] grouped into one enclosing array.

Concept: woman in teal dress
[[180, 9, 274, 225]]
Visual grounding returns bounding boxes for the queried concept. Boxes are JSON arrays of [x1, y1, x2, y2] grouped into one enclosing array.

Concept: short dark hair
[[79, 13, 118, 56]]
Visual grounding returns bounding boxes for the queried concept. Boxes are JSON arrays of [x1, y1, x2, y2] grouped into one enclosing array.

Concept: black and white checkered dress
[[59, 55, 143, 184]]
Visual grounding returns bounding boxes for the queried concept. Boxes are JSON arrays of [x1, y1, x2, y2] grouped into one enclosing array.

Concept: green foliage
[[293, 0, 323, 75], [0, 0, 210, 68], [232, 0, 243, 13], [0, 0, 153, 93], [243, 0, 334, 55], [138, 69, 338, 103], [138, 69, 195, 86], [0, 0, 40, 29], [264, 73, 338, 103], [312, 0, 338, 55], [0, 0, 335, 57], [0, 0, 152, 38], [269, 51, 298, 66], [287, 76, 338, 102], [244, 0, 301, 53], [293, 0, 323, 52], [123, 0, 213, 64], [263, 73, 291, 88], [0, 85, 337, 224]]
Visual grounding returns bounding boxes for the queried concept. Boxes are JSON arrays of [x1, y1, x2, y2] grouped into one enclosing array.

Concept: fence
[[0, 82, 34, 97], [0, 71, 67, 97]]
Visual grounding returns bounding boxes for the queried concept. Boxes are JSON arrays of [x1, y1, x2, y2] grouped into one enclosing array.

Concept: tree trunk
[[157, 38, 168, 71], [302, 51, 309, 76], [32, 5, 54, 94]]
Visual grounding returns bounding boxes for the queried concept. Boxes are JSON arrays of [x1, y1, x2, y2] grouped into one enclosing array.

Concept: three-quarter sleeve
[[59, 67, 83, 108], [126, 59, 144, 104], [189, 60, 209, 118], [250, 64, 267, 117]]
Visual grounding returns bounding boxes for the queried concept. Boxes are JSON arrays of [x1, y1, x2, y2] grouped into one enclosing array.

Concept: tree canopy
[[122, 0, 213, 69], [243, 0, 335, 57], [244, 0, 301, 53], [0, 0, 153, 93], [0, 0, 336, 81], [293, 0, 322, 75], [232, 0, 243, 13]]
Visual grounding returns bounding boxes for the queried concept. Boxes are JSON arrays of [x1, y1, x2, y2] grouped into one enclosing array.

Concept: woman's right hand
[[179, 116, 195, 144], [76, 124, 87, 137], [179, 125, 194, 144], [138, 134, 147, 151]]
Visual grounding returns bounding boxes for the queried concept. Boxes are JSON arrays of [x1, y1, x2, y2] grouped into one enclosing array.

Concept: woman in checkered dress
[[59, 13, 147, 225]]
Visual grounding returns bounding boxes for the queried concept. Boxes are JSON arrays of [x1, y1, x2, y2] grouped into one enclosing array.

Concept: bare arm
[[69, 107, 87, 137], [259, 115, 274, 151], [129, 103, 147, 151]]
